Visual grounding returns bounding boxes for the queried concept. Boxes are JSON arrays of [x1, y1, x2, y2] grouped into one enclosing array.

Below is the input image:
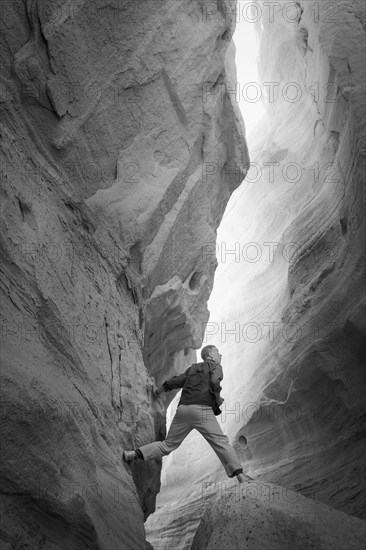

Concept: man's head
[[201, 345, 222, 363]]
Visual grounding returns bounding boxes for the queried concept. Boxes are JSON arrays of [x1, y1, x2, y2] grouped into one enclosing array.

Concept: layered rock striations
[[0, 1, 248, 548], [146, 0, 366, 547], [227, 0, 366, 518]]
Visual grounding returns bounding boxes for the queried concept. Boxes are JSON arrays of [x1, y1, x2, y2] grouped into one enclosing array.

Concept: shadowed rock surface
[[0, 0, 248, 548]]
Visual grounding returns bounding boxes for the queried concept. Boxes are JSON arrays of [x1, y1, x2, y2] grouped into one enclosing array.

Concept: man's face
[[209, 347, 222, 363]]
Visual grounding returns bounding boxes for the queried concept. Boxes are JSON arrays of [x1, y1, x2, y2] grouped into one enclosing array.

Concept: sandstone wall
[[0, 1, 248, 548], [190, 478, 366, 550], [230, 0, 366, 518]]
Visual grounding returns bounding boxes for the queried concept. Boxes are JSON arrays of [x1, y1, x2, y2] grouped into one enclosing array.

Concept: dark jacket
[[162, 360, 224, 412]]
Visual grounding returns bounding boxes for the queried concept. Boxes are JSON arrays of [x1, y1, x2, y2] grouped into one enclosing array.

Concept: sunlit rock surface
[[146, 0, 365, 547], [190, 479, 366, 550], [0, 0, 248, 548]]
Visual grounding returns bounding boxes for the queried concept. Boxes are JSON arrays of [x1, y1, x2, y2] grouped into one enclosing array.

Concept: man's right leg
[[138, 405, 193, 460]]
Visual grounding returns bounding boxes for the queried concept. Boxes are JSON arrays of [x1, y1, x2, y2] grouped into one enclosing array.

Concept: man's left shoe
[[123, 450, 137, 463], [237, 473, 253, 483]]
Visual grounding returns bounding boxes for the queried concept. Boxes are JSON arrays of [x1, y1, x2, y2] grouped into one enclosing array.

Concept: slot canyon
[[0, 1, 365, 549]]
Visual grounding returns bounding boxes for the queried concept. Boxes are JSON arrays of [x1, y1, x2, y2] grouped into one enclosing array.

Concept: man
[[123, 345, 247, 483]]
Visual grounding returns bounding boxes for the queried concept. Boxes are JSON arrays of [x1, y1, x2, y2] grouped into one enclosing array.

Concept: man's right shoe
[[123, 450, 137, 463]]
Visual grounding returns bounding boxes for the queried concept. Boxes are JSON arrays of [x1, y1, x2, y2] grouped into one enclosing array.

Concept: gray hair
[[201, 345, 217, 360]]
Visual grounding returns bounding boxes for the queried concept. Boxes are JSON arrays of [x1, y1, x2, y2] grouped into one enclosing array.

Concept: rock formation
[[0, 1, 248, 548], [190, 479, 366, 550], [1, 0, 365, 548], [146, 0, 366, 547]]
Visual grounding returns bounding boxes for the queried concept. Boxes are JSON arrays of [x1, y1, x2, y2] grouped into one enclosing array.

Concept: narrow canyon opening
[[145, 3, 266, 530]]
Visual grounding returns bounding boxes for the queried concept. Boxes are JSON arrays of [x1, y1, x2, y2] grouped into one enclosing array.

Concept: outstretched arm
[[155, 367, 190, 396]]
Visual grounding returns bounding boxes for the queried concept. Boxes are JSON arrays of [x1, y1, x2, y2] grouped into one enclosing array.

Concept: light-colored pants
[[138, 404, 243, 478]]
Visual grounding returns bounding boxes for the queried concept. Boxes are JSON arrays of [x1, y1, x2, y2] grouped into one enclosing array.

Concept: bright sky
[[233, 2, 265, 136], [198, 5, 265, 355]]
